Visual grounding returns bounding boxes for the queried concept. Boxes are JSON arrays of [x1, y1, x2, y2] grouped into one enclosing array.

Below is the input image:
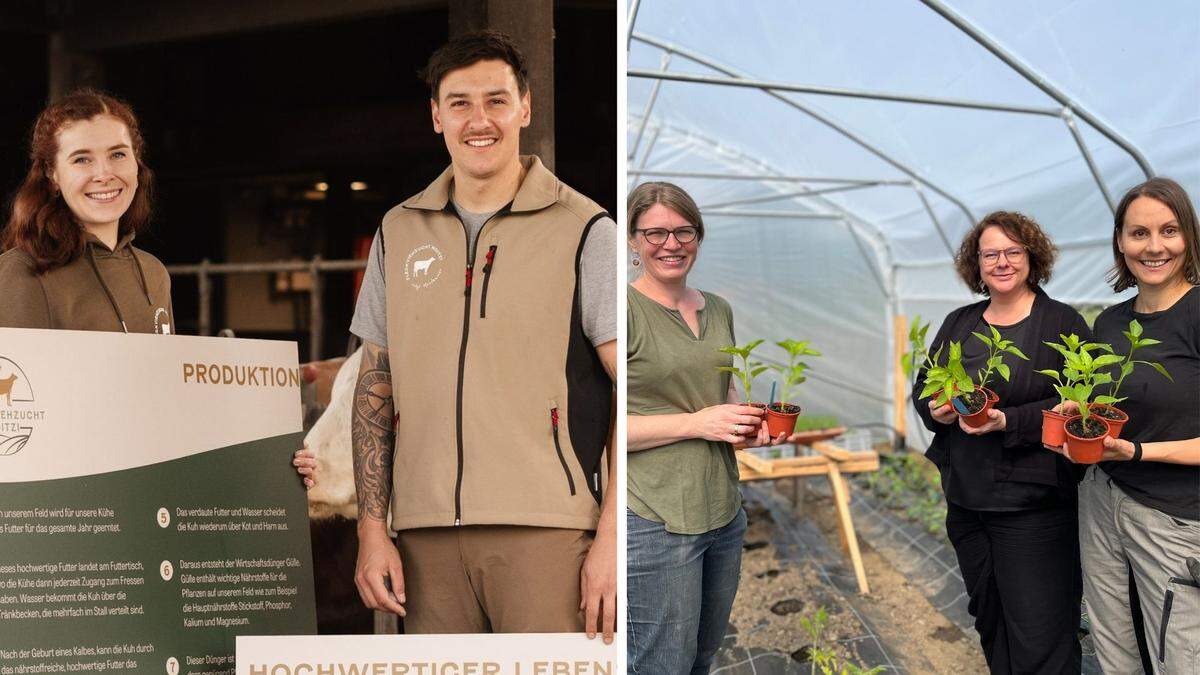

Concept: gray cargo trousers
[[1079, 465, 1200, 674]]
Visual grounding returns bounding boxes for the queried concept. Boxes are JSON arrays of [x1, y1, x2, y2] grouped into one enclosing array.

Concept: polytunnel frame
[[625, 0, 1158, 444], [625, 121, 902, 407]]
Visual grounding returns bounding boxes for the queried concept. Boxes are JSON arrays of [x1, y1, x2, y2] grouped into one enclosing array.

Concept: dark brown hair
[[2, 89, 153, 273], [422, 30, 529, 100], [954, 211, 1057, 295], [627, 182, 705, 241], [1107, 177, 1200, 292]]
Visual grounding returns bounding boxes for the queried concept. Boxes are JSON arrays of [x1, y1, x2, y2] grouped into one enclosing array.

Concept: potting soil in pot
[[1066, 417, 1107, 439], [1091, 407, 1126, 422], [956, 389, 987, 415], [768, 403, 801, 414]]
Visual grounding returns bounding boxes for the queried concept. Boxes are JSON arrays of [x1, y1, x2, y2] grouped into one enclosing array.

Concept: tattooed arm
[[351, 340, 406, 616]]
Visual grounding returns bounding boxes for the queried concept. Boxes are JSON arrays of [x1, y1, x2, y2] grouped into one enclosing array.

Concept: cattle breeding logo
[[0, 356, 41, 456], [404, 243, 445, 289]]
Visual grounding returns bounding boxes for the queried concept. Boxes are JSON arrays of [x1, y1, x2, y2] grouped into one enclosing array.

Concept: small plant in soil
[[916, 341, 971, 408], [770, 339, 821, 414], [799, 606, 885, 675], [963, 325, 1030, 411], [1037, 333, 1113, 410], [1052, 339, 1123, 439], [1102, 319, 1173, 417], [916, 326, 1028, 415], [718, 339, 767, 404]]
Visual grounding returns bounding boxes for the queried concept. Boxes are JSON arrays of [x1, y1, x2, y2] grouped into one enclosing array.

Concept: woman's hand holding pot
[[1051, 400, 1081, 416], [960, 409, 1005, 435], [691, 404, 766, 444], [929, 400, 956, 425], [742, 423, 789, 448], [1045, 436, 1135, 462]]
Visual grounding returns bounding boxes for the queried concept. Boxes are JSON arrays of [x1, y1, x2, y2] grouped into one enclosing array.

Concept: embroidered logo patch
[[404, 244, 445, 289], [154, 307, 171, 335]]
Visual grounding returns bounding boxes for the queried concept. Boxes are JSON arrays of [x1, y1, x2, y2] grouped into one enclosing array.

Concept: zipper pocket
[[480, 245, 498, 318], [550, 406, 576, 496]]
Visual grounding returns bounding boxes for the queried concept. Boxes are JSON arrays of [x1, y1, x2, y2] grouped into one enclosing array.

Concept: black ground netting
[[709, 476, 1104, 674]]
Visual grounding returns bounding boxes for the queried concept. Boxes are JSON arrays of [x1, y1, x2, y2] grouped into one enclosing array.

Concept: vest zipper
[[480, 245, 498, 318], [452, 209, 507, 526], [550, 407, 576, 496]]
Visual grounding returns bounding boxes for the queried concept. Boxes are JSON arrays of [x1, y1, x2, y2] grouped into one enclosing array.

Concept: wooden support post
[[894, 314, 908, 442], [827, 462, 870, 594]]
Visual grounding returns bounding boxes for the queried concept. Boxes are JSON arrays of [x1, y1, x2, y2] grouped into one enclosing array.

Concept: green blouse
[[626, 285, 742, 535]]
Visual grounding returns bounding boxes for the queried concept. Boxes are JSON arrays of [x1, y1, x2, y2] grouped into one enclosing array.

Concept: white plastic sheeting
[[626, 0, 1200, 447]]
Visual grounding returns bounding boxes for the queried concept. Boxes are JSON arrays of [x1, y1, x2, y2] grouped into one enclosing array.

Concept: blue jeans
[[626, 507, 747, 675]]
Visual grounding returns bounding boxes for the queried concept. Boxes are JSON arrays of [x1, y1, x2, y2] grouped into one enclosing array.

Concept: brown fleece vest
[[382, 156, 611, 531]]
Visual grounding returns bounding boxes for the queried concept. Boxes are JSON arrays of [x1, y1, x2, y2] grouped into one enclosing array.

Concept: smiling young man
[[348, 31, 617, 640]]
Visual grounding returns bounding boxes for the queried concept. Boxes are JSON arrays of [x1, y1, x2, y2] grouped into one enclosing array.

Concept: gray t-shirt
[[350, 204, 616, 348]]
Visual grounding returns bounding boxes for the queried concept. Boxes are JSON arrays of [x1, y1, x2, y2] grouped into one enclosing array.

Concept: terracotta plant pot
[[1041, 409, 1070, 447], [738, 402, 768, 439], [1064, 414, 1110, 464], [1089, 404, 1129, 439], [764, 403, 801, 437], [957, 387, 996, 428]]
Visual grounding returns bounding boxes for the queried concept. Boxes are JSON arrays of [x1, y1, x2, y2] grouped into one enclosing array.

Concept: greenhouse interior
[[627, 1, 1198, 672]]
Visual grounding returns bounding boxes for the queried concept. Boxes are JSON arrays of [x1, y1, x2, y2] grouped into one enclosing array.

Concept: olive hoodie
[[0, 231, 173, 334]]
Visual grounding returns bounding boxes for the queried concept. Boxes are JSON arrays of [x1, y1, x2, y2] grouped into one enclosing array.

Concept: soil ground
[[717, 485, 988, 674]]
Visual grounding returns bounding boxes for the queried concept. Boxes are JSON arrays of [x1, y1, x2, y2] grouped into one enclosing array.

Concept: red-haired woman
[[0, 90, 316, 486], [0, 89, 171, 333]]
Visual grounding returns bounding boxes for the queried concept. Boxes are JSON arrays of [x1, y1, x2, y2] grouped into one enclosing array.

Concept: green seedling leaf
[[996, 363, 1011, 381], [1141, 361, 1174, 382]]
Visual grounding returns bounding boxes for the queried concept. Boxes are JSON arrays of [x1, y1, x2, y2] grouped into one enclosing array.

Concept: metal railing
[[166, 257, 367, 362]]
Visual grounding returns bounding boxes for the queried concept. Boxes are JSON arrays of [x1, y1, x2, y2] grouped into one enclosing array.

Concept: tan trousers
[[396, 525, 592, 633]]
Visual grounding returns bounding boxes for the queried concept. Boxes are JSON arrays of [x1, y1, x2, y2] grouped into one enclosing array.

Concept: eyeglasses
[[635, 226, 699, 245], [979, 247, 1025, 266]]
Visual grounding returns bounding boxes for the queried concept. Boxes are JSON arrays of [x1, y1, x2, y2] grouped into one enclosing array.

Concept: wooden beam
[[894, 314, 908, 439], [827, 462, 870, 594], [738, 457, 878, 481], [811, 441, 853, 462], [734, 450, 775, 476]]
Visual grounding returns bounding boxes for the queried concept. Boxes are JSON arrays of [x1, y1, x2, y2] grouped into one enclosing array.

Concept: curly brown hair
[[954, 211, 1057, 295]]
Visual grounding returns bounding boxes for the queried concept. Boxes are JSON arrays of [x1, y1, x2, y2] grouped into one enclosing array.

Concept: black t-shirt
[[949, 316, 1071, 510], [1095, 286, 1200, 521]]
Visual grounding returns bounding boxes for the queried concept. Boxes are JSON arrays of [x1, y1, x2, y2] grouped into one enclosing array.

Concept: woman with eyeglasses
[[625, 182, 783, 674], [1050, 177, 1200, 673], [912, 212, 1089, 673]]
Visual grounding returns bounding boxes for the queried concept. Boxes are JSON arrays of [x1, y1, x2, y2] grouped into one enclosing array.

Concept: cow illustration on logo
[[0, 356, 37, 456], [404, 244, 445, 289], [0, 373, 16, 407]]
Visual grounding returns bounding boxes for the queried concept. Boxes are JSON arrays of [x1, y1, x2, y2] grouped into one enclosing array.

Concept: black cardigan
[[913, 287, 1091, 496]]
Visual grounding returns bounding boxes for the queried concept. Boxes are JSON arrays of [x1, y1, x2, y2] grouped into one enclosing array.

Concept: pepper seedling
[[1045, 338, 1122, 426], [771, 339, 821, 410], [917, 341, 973, 408], [969, 324, 1030, 391], [901, 315, 930, 386], [1036, 333, 1112, 410], [1107, 319, 1173, 401], [718, 339, 767, 404]]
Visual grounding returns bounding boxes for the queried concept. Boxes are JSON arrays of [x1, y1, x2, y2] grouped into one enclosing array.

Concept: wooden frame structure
[[736, 428, 879, 594]]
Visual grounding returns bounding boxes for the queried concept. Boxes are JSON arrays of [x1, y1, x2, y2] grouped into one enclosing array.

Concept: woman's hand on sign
[[293, 446, 317, 489]]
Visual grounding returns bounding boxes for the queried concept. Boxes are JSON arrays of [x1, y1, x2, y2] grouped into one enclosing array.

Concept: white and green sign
[[0, 328, 316, 675]]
